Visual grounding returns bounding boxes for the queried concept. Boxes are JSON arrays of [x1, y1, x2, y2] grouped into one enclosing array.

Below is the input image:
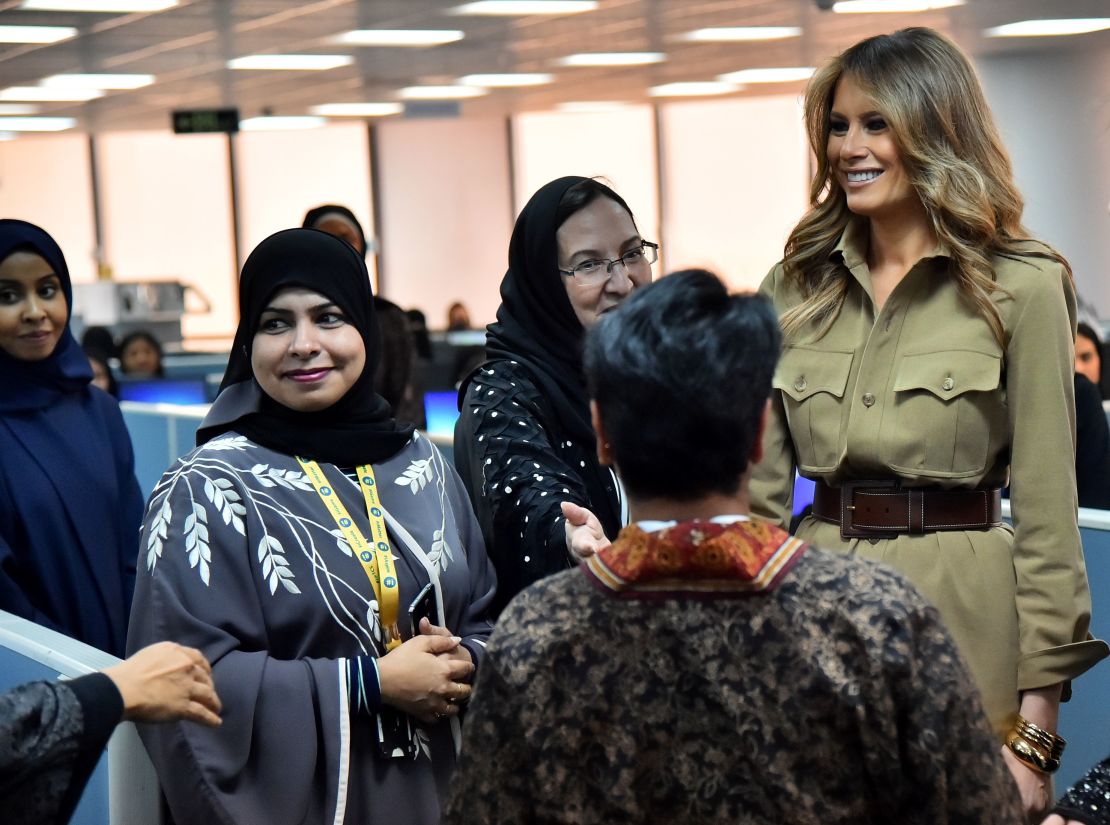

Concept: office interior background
[[0, 0, 1107, 350]]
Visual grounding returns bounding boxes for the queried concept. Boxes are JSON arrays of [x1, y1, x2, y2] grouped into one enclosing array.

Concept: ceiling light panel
[[985, 19, 1110, 37], [559, 52, 665, 67], [399, 85, 489, 100], [239, 116, 326, 131], [832, 0, 963, 12], [458, 73, 553, 87], [42, 73, 154, 89], [682, 27, 801, 42], [0, 86, 104, 101], [718, 67, 815, 84], [0, 116, 76, 131], [228, 55, 353, 71], [337, 30, 464, 46], [649, 81, 739, 97], [20, 0, 177, 10], [0, 104, 40, 114], [452, 1, 597, 16], [310, 103, 404, 117], [0, 25, 77, 43]]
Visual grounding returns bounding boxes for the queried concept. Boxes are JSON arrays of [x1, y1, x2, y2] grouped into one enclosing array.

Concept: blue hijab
[[0, 219, 92, 412]]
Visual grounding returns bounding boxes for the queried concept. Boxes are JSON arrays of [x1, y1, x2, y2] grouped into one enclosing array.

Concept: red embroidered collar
[[583, 519, 806, 598]]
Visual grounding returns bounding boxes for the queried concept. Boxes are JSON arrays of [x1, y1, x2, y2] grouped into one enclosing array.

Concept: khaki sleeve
[[750, 263, 796, 529], [1005, 264, 1109, 689]]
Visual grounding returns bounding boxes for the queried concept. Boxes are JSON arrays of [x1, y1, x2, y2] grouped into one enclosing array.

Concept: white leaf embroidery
[[205, 435, 250, 452], [146, 498, 172, 571], [393, 459, 433, 495], [256, 535, 300, 596], [184, 502, 212, 586], [329, 528, 352, 556]]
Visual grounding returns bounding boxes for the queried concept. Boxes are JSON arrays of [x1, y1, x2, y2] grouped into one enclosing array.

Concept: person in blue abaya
[[0, 219, 143, 656]]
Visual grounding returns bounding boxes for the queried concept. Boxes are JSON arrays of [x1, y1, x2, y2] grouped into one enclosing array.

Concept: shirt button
[[862, 392, 875, 407], [794, 376, 807, 392], [942, 376, 954, 391]]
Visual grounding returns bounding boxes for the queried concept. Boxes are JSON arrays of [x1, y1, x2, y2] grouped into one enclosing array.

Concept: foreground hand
[[378, 633, 474, 723], [562, 501, 610, 560], [419, 618, 474, 675], [103, 642, 221, 727], [1002, 745, 1051, 817], [1040, 817, 1076, 825]]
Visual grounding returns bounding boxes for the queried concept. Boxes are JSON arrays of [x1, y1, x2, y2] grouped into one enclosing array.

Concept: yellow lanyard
[[297, 458, 401, 650]]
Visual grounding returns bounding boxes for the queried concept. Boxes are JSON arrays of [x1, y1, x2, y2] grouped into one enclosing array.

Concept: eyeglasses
[[558, 241, 659, 286]]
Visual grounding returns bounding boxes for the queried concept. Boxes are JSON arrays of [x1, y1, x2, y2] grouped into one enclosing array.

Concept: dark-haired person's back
[[444, 270, 1020, 825]]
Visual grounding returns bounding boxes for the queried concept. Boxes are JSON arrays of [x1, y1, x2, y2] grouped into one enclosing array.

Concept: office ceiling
[[0, 0, 1107, 131]]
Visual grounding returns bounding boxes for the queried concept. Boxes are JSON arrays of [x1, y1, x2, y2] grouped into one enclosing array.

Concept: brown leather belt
[[811, 480, 1002, 539]]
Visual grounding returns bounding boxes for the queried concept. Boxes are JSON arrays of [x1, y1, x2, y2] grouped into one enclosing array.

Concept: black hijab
[[0, 219, 92, 413], [471, 175, 631, 447], [197, 228, 412, 465]]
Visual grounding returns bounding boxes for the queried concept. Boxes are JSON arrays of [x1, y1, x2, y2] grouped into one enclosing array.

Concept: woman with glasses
[[454, 176, 656, 615], [750, 28, 1107, 817]]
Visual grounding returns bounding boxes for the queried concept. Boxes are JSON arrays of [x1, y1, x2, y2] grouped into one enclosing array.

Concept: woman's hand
[[419, 618, 474, 677], [102, 642, 222, 727], [1001, 744, 1051, 816], [1040, 817, 1080, 825], [562, 501, 610, 560], [377, 632, 474, 724]]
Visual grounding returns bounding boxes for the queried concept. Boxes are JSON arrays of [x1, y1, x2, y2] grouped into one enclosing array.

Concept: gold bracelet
[[1006, 734, 1061, 774], [1014, 716, 1066, 759]]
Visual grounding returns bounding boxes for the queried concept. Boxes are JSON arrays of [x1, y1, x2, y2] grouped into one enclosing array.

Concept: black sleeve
[[0, 672, 123, 825], [454, 362, 596, 614]]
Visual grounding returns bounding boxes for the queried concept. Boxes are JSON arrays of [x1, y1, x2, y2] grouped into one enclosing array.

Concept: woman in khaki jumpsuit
[[750, 28, 1107, 818]]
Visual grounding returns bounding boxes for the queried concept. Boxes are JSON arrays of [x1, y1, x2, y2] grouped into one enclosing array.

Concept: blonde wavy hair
[[781, 27, 1069, 343]]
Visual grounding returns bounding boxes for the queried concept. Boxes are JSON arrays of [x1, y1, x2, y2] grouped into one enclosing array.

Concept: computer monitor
[[117, 378, 209, 406], [424, 390, 460, 438]]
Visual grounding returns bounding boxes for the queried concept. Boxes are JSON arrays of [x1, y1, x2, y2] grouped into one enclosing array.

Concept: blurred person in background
[[118, 329, 164, 377], [1076, 322, 1108, 399], [445, 270, 1022, 825], [446, 301, 472, 331], [303, 204, 425, 427], [453, 176, 656, 616], [0, 219, 142, 657]]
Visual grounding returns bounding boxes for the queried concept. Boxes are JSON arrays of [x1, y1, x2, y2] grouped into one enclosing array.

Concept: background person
[[1076, 322, 1108, 399], [118, 329, 164, 377], [749, 28, 1107, 816], [445, 270, 1022, 825], [0, 219, 143, 657], [453, 176, 656, 616], [1, 641, 221, 825], [127, 229, 495, 825]]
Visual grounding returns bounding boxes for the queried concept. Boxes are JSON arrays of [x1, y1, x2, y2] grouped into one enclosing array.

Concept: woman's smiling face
[[251, 287, 366, 413], [0, 250, 67, 362]]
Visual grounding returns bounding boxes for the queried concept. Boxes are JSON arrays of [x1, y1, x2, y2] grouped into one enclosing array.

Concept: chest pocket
[[887, 350, 1003, 478], [774, 346, 854, 473]]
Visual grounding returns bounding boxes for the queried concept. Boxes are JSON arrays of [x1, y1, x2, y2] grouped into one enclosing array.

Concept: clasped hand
[[377, 618, 474, 724]]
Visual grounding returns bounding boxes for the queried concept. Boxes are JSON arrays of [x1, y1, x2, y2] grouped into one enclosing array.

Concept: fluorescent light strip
[[0, 104, 40, 115], [718, 67, 815, 84], [985, 18, 1110, 37], [42, 73, 154, 89], [337, 29, 464, 46], [0, 116, 76, 131], [452, 1, 597, 16], [458, 73, 552, 87], [559, 52, 665, 67], [554, 101, 630, 113], [682, 26, 801, 42], [649, 81, 739, 97], [0, 25, 77, 43], [0, 86, 103, 101], [399, 85, 489, 100], [228, 54, 353, 71], [310, 102, 404, 117], [20, 0, 177, 10], [239, 116, 326, 131], [832, 0, 963, 12]]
